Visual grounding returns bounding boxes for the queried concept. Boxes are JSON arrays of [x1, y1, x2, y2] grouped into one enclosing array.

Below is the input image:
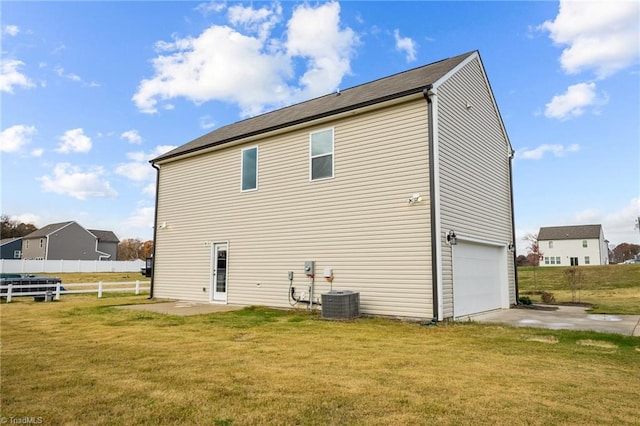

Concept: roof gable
[[22, 221, 75, 239], [89, 229, 120, 243], [1, 238, 22, 246], [538, 225, 603, 241], [153, 51, 476, 163]]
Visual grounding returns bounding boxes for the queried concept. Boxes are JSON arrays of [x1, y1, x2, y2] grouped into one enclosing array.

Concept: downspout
[[149, 162, 160, 300], [508, 149, 519, 303], [44, 236, 49, 261], [423, 85, 440, 322]]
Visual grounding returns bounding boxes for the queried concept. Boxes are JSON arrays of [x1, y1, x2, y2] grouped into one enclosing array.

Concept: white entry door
[[211, 243, 228, 303], [452, 241, 505, 317]]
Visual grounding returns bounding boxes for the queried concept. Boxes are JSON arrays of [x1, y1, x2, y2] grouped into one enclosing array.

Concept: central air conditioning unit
[[321, 290, 360, 320]]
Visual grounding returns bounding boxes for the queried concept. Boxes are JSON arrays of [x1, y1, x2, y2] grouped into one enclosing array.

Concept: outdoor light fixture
[[508, 243, 515, 253], [408, 193, 423, 205], [446, 230, 457, 245]]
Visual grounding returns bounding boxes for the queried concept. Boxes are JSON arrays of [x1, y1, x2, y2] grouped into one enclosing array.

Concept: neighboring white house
[[537, 225, 609, 266], [149, 50, 518, 321]]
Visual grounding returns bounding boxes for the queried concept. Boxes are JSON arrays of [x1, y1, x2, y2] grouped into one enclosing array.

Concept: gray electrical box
[[304, 261, 315, 277]]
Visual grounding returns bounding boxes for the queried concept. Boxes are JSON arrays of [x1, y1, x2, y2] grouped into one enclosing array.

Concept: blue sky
[[1, 1, 639, 252]]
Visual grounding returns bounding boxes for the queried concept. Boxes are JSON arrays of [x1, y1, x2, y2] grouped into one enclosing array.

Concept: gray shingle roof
[[538, 225, 603, 241], [22, 221, 74, 239], [1, 238, 22, 246], [152, 51, 476, 163], [89, 229, 120, 243]]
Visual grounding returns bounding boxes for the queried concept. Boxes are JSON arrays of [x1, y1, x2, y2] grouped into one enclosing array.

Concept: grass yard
[[1, 294, 639, 425], [517, 264, 640, 315], [44, 271, 150, 284]]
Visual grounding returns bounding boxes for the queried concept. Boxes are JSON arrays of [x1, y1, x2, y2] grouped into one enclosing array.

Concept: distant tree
[[1, 215, 37, 238], [524, 233, 543, 266], [117, 238, 143, 260], [140, 240, 154, 259], [563, 267, 585, 303], [525, 253, 539, 266], [523, 233, 544, 291], [117, 238, 154, 260], [515, 254, 528, 267], [611, 243, 640, 264]]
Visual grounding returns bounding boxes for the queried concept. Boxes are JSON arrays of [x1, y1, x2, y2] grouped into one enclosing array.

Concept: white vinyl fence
[[0, 259, 144, 274], [1, 280, 150, 303]]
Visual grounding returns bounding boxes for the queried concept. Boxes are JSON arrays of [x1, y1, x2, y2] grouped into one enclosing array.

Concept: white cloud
[[143, 183, 156, 196], [199, 115, 216, 129], [228, 3, 281, 41], [286, 2, 358, 102], [56, 128, 92, 153], [544, 82, 604, 120], [31, 148, 44, 157], [115, 145, 177, 189], [151, 145, 177, 158], [10, 213, 41, 228], [39, 163, 117, 200], [53, 65, 100, 87], [517, 143, 580, 160], [124, 206, 155, 230], [393, 29, 417, 62], [54, 65, 81, 82], [0, 59, 35, 93], [133, 1, 357, 117], [539, 1, 640, 79], [0, 124, 37, 153], [115, 162, 155, 182], [571, 198, 640, 246], [3, 25, 19, 36], [195, 1, 226, 16], [120, 130, 143, 144]]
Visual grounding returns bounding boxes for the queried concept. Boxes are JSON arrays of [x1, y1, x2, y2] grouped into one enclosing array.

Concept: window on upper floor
[[241, 146, 258, 191], [25, 240, 29, 249], [39, 238, 44, 248], [310, 128, 334, 181], [548, 241, 553, 248], [13, 250, 21, 259], [582, 240, 588, 248]]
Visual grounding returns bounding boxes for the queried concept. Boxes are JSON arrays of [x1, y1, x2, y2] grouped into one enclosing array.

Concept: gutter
[[423, 85, 440, 322], [149, 163, 160, 300]]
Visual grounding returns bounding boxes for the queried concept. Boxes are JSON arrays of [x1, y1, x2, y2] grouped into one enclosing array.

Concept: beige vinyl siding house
[[151, 51, 517, 320], [435, 55, 516, 318]]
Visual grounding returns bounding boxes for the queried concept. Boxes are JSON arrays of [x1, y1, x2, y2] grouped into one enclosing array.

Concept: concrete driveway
[[472, 305, 640, 336]]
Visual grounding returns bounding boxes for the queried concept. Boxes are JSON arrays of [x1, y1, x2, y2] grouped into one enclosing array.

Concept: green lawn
[[517, 264, 640, 314], [1, 294, 639, 425]]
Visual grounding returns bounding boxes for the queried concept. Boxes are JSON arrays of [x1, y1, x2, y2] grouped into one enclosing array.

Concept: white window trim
[[240, 146, 258, 192], [309, 127, 334, 181]]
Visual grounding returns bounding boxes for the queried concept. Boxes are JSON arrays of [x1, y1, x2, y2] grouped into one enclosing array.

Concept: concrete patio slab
[[471, 305, 640, 336], [117, 301, 244, 316]]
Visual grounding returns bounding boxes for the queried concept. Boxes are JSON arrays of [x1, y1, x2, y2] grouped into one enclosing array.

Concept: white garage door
[[453, 241, 504, 318]]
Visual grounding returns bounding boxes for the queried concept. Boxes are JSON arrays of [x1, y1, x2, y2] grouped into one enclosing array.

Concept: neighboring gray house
[[538, 224, 609, 266], [150, 51, 517, 320], [21, 221, 119, 261], [1, 238, 23, 259], [88, 229, 120, 260]]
